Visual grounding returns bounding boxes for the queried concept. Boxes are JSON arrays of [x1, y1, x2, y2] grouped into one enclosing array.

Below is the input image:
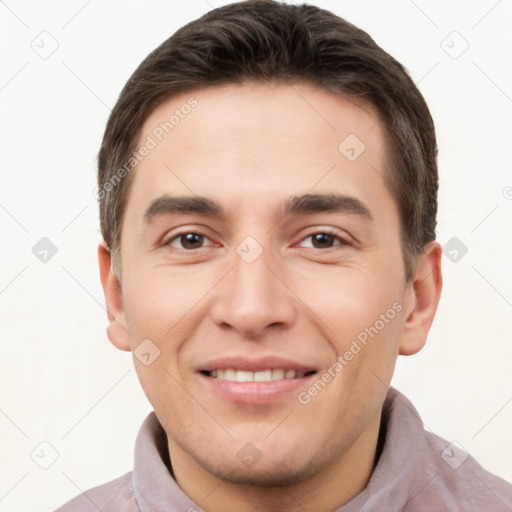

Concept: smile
[[203, 369, 317, 382]]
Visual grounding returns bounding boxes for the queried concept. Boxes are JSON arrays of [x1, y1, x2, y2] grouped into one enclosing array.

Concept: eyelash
[[163, 229, 352, 251]]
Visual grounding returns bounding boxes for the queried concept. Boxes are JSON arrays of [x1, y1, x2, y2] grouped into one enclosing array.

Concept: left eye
[[298, 232, 348, 249], [166, 232, 214, 250]]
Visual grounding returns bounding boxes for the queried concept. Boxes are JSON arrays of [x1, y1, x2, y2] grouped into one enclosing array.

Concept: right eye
[[165, 232, 214, 251]]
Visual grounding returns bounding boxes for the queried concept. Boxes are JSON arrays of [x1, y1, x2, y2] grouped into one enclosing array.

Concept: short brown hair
[[97, 0, 438, 280]]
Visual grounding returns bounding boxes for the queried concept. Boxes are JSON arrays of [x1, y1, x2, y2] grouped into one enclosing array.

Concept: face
[[102, 82, 438, 487]]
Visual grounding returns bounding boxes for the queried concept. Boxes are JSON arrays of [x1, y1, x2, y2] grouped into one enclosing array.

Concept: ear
[[98, 242, 131, 352], [399, 241, 443, 356]]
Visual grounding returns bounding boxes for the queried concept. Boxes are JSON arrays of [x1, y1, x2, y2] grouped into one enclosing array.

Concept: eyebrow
[[144, 196, 223, 223], [283, 193, 372, 219], [143, 193, 372, 224]]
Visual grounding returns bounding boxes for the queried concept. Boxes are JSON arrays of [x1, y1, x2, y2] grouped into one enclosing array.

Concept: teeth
[[236, 370, 253, 382], [272, 369, 285, 380], [206, 368, 313, 382], [254, 369, 271, 382], [224, 369, 236, 381]]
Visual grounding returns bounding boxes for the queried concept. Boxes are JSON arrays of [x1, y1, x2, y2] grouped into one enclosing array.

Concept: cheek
[[122, 266, 203, 338], [299, 264, 400, 331], [295, 266, 404, 376]]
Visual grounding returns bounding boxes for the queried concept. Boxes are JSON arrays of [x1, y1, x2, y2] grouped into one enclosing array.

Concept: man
[[57, 0, 512, 510]]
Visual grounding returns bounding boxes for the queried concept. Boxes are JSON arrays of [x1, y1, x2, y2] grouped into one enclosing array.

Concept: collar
[[131, 387, 428, 511]]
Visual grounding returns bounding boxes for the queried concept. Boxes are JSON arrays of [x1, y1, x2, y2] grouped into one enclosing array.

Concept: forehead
[[125, 81, 394, 223]]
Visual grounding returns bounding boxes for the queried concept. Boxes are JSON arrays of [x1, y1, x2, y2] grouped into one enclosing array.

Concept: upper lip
[[197, 355, 318, 373]]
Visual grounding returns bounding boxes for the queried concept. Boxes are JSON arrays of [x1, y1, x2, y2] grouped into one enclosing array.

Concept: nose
[[209, 246, 297, 339]]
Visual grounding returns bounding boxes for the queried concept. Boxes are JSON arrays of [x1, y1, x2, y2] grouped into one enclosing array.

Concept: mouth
[[200, 368, 317, 382], [197, 358, 319, 404]]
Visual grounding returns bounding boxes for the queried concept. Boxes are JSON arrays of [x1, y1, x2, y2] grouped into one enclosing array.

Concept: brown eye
[[299, 231, 352, 249], [311, 233, 335, 248], [298, 231, 348, 249], [167, 232, 207, 250]]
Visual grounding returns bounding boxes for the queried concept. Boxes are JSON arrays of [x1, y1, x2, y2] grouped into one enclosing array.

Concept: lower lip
[[198, 372, 317, 404]]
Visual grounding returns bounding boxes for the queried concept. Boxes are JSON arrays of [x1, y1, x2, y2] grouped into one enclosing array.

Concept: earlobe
[[399, 241, 443, 356], [98, 242, 131, 352]]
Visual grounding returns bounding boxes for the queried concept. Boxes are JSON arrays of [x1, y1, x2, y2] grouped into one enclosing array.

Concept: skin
[[99, 82, 442, 512]]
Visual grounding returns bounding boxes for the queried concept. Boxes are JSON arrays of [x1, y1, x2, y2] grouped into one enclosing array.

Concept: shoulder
[[55, 472, 139, 512], [380, 388, 512, 512], [416, 430, 512, 511]]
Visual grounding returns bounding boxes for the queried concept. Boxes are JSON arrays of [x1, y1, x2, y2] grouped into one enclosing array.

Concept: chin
[[195, 448, 326, 488], [213, 465, 312, 488]]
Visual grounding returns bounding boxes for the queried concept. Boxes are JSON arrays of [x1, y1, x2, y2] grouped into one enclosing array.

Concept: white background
[[0, 0, 511, 510]]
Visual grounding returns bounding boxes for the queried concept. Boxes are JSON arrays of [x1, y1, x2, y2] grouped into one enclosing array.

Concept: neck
[[168, 413, 382, 512]]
